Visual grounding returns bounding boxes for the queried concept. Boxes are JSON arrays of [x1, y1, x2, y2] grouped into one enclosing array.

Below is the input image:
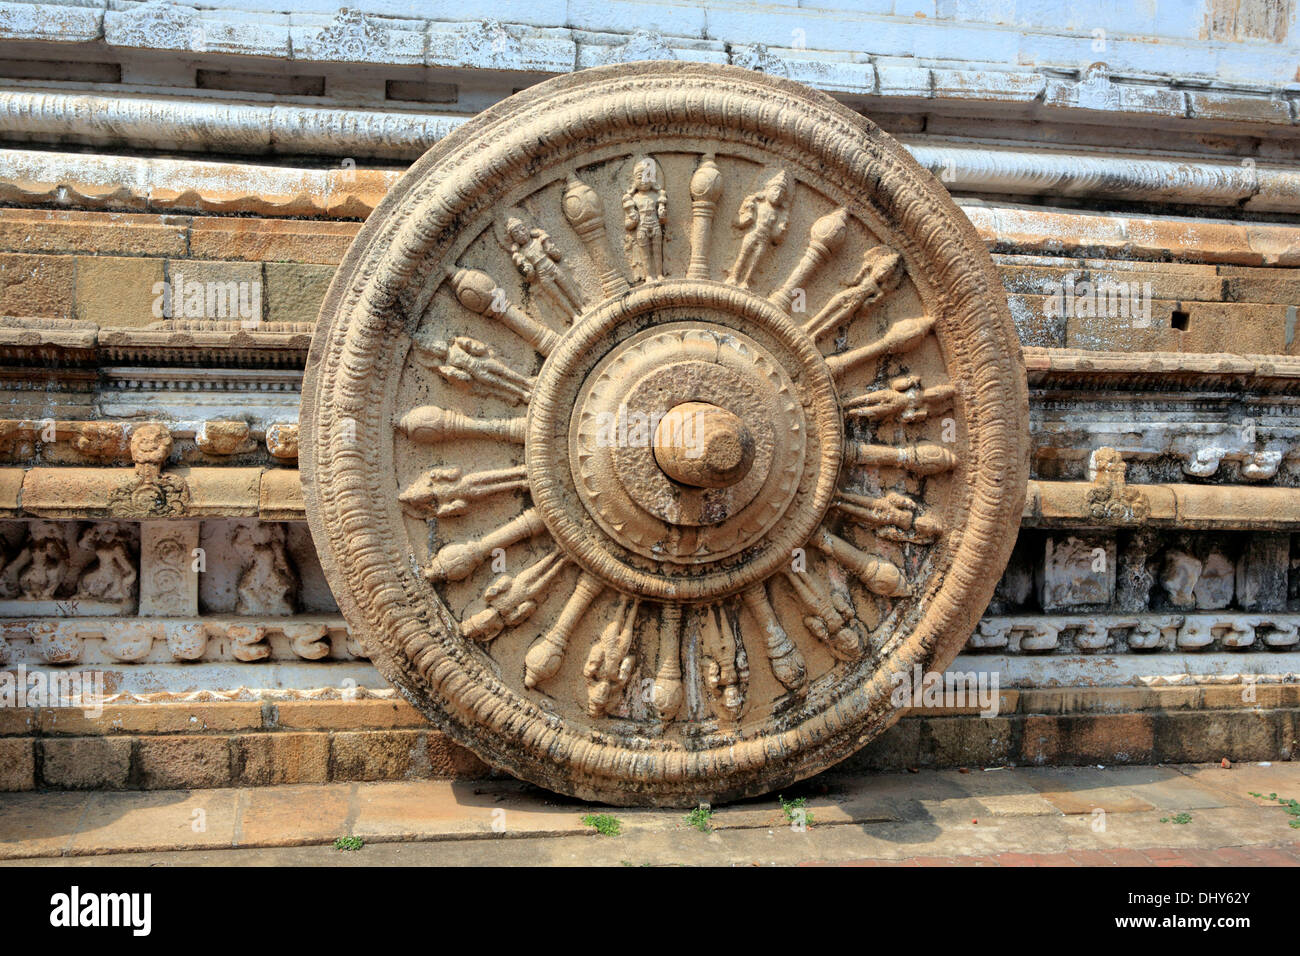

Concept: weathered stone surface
[[1236, 532, 1288, 612], [237, 783, 350, 847], [0, 210, 189, 257], [425, 734, 495, 779], [39, 702, 263, 735], [264, 424, 299, 462], [138, 521, 200, 617], [41, 736, 132, 789], [301, 63, 1028, 806], [189, 217, 358, 264], [271, 699, 424, 731], [2, 683, 1293, 791], [0, 252, 75, 319], [258, 467, 305, 520], [234, 731, 330, 786], [133, 735, 231, 789], [331, 729, 423, 782], [162, 260, 262, 327], [1021, 713, 1157, 767], [0, 738, 34, 791], [1040, 535, 1115, 610], [73, 255, 164, 327], [965, 204, 1300, 269], [264, 262, 332, 326], [195, 421, 253, 457]]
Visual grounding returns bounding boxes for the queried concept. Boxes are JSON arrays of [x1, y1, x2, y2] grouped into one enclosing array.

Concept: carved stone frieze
[[299, 63, 1029, 806], [973, 613, 1300, 654], [0, 615, 355, 665]]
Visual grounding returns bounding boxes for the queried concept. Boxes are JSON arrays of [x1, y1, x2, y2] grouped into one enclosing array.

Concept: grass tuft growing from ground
[[778, 794, 813, 827], [582, 813, 623, 836], [684, 804, 714, 832]]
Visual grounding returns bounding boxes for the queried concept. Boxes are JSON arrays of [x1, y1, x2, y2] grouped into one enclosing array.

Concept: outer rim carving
[[301, 62, 1029, 806]]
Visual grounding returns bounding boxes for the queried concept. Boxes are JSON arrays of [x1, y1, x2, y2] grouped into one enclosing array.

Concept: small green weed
[[778, 794, 814, 827], [684, 804, 714, 832], [582, 813, 623, 836], [1249, 791, 1300, 829]]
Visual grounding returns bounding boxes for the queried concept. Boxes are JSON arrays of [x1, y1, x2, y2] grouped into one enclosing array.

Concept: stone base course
[[1, 687, 1293, 792]]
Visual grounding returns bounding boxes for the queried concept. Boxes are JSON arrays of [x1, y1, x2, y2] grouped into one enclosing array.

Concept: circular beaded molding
[[301, 62, 1029, 807]]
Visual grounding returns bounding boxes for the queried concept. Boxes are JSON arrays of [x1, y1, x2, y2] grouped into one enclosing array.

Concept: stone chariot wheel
[[301, 62, 1029, 806]]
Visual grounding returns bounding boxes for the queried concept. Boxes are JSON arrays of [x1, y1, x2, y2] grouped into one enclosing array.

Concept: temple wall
[[1, 0, 1299, 788]]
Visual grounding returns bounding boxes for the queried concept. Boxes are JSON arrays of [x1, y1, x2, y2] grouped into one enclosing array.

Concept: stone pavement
[[2, 763, 1298, 866]]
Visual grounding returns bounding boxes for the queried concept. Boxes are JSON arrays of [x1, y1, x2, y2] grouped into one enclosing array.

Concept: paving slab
[[1057, 805, 1298, 854], [1020, 766, 1164, 814], [0, 791, 89, 860], [351, 780, 690, 842], [829, 768, 1061, 823], [238, 783, 353, 848], [67, 789, 239, 856], [1022, 764, 1242, 813], [1174, 761, 1300, 807]]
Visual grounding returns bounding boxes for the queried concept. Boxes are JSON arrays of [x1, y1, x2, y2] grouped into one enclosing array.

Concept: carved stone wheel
[[301, 63, 1029, 806]]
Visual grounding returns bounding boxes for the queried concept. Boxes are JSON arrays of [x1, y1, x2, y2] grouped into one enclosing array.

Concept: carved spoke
[[770, 208, 848, 312], [815, 529, 909, 597], [583, 595, 641, 716], [687, 154, 722, 280], [460, 550, 569, 643], [700, 603, 747, 721], [524, 571, 605, 690], [832, 491, 943, 542], [424, 508, 547, 582], [783, 569, 863, 661], [847, 439, 958, 476], [652, 603, 685, 722], [447, 266, 561, 356], [843, 375, 956, 423], [396, 406, 526, 445], [741, 583, 807, 693], [563, 174, 631, 296], [411, 336, 534, 406], [824, 315, 935, 378], [400, 464, 529, 519]]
